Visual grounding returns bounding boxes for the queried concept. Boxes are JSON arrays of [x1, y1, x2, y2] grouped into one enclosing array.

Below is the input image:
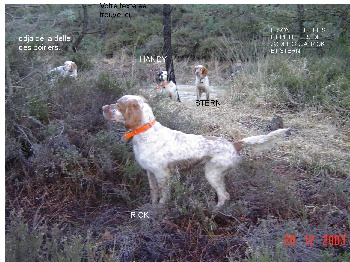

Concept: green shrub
[[97, 72, 124, 96], [6, 211, 44, 262], [6, 211, 97, 262], [247, 245, 290, 262]]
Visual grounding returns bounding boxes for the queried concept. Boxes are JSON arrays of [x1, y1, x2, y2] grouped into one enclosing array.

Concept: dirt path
[[172, 84, 248, 139], [149, 83, 249, 142], [176, 84, 224, 104]]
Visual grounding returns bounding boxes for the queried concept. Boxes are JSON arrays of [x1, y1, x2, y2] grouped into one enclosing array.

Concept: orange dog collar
[[156, 81, 168, 89], [124, 119, 156, 139]]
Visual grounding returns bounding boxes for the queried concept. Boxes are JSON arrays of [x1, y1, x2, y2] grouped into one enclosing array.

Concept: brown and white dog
[[50, 61, 78, 78], [194, 65, 210, 100], [102, 95, 290, 208], [156, 71, 180, 102]]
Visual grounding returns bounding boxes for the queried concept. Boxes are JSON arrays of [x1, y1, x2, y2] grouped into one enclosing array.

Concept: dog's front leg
[[196, 88, 201, 100]]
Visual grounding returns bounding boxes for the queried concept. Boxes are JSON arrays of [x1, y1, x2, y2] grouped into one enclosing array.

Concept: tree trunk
[[72, 4, 88, 52], [339, 8, 348, 42], [163, 5, 180, 102], [297, 4, 305, 54], [99, 5, 106, 38], [163, 5, 175, 83]]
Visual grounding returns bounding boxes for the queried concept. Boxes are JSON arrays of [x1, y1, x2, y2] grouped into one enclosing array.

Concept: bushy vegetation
[[5, 4, 350, 261]]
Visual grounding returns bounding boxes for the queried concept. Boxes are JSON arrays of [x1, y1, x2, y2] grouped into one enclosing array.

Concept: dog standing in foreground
[[194, 65, 210, 100], [156, 71, 180, 102], [102, 95, 289, 208]]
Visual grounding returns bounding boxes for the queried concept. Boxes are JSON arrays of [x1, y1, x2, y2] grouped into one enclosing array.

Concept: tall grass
[[229, 54, 350, 122]]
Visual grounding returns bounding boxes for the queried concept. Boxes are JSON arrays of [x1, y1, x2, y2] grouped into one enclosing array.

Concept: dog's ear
[[124, 100, 143, 130], [202, 66, 208, 76], [193, 67, 197, 74]]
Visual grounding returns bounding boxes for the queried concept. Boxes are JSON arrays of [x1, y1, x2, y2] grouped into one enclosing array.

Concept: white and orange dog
[[103, 95, 289, 208], [50, 61, 78, 78], [194, 65, 210, 100]]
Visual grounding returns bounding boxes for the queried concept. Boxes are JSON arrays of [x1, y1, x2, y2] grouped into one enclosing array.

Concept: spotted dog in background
[[156, 70, 180, 102]]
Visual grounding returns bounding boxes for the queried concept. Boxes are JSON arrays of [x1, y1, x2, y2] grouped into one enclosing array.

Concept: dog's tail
[[233, 128, 290, 153]]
